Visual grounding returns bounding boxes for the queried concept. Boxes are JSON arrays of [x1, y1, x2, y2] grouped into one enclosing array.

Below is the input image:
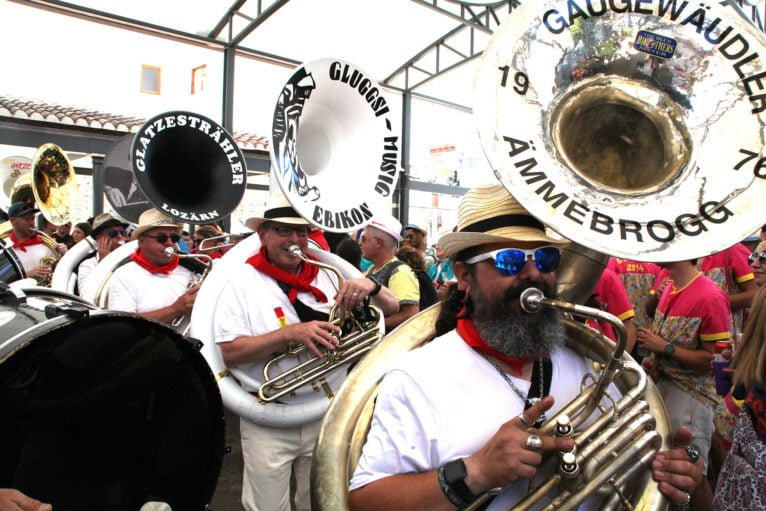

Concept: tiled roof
[[0, 95, 269, 151]]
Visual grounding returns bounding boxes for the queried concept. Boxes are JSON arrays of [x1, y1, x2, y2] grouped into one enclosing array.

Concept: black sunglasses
[[143, 233, 181, 244], [269, 226, 310, 237], [107, 228, 128, 238], [749, 251, 766, 264]]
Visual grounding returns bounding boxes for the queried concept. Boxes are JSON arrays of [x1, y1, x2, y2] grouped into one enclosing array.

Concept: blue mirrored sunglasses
[[465, 246, 561, 276]]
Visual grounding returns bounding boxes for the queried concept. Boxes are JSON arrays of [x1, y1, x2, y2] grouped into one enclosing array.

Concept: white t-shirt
[[77, 254, 99, 293], [14, 243, 55, 273], [214, 263, 345, 403], [107, 260, 193, 314], [350, 329, 607, 510]]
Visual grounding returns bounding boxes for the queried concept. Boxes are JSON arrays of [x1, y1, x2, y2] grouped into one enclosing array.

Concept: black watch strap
[[367, 276, 382, 297], [438, 458, 477, 508]]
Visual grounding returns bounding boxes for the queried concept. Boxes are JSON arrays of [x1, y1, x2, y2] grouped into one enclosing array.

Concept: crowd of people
[[2, 186, 765, 511]]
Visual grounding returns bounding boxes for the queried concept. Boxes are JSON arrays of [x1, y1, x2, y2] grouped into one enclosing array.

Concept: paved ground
[[210, 408, 245, 510]]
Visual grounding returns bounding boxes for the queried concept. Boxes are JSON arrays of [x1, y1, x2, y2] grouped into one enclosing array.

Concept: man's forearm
[[349, 472, 454, 511]]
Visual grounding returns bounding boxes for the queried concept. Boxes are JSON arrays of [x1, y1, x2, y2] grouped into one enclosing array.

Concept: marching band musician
[[213, 192, 399, 511], [349, 184, 703, 511], [76, 212, 128, 293], [6, 201, 67, 284], [107, 208, 198, 324]]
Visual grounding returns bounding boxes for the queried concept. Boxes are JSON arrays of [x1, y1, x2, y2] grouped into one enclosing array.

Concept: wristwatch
[[439, 458, 477, 508], [367, 276, 382, 297], [664, 343, 676, 357]]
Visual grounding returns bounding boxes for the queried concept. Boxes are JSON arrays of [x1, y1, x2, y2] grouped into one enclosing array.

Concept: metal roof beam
[[386, 0, 518, 91]]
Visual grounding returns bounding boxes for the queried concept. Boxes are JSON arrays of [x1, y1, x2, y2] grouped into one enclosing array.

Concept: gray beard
[[471, 281, 565, 359]]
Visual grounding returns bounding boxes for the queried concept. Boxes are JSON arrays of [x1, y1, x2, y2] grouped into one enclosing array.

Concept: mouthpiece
[[520, 287, 544, 314], [163, 247, 176, 257], [288, 245, 302, 257]]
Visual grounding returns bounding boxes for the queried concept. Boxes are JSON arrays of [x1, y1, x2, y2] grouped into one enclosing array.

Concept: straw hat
[[367, 212, 403, 242], [246, 191, 310, 231], [131, 208, 181, 240], [91, 212, 128, 237], [438, 184, 567, 258]]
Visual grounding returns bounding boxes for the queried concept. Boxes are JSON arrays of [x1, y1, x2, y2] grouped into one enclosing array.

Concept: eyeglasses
[[106, 228, 127, 238], [749, 251, 766, 264], [465, 246, 561, 276], [143, 233, 181, 244], [269, 225, 310, 237]]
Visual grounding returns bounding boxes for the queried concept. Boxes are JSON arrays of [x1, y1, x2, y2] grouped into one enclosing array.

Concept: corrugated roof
[[0, 95, 269, 151]]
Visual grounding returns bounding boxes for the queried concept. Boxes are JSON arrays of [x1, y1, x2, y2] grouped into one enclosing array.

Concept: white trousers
[[239, 417, 322, 511], [656, 379, 715, 474]]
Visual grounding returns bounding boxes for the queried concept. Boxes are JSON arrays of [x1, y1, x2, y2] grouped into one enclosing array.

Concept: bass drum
[[0, 238, 26, 284], [0, 286, 225, 511]]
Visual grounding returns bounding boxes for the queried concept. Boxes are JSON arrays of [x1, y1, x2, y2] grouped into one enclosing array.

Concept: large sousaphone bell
[[54, 111, 246, 299], [271, 59, 401, 233], [311, 2, 766, 510]]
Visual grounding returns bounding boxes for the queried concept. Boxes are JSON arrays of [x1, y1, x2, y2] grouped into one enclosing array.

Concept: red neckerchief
[[129, 248, 180, 275], [246, 246, 327, 304], [209, 252, 222, 259], [457, 317, 538, 377], [9, 232, 44, 252]]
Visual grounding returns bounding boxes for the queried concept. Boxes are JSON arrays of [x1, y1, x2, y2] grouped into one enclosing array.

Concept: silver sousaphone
[[311, 2, 766, 510]]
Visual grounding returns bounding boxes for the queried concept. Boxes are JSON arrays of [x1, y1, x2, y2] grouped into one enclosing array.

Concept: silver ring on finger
[[685, 444, 700, 464], [525, 434, 543, 451], [352, 292, 358, 296], [672, 491, 691, 510], [517, 412, 533, 428]]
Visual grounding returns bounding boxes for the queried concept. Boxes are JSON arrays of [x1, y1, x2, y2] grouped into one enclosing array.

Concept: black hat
[[8, 201, 39, 218]]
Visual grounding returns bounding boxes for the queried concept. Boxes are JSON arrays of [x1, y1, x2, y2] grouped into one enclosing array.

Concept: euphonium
[[258, 245, 383, 404]]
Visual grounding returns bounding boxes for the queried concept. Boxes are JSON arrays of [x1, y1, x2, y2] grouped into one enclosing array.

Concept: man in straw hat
[[213, 191, 399, 511], [349, 184, 703, 511], [76, 212, 128, 293], [6, 201, 67, 284], [108, 208, 198, 323]]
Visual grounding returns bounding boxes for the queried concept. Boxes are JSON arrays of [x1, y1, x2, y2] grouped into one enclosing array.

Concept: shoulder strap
[[275, 280, 330, 323]]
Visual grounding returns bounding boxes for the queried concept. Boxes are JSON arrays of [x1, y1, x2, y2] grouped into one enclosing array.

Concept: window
[[141, 64, 161, 94], [192, 65, 206, 94]]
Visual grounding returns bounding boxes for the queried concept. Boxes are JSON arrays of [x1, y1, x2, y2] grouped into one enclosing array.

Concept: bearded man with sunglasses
[[349, 184, 703, 511], [76, 212, 128, 292], [108, 208, 198, 324]]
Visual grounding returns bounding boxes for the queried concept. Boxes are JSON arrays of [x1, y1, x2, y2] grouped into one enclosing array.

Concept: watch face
[[664, 343, 676, 354], [443, 459, 467, 483]]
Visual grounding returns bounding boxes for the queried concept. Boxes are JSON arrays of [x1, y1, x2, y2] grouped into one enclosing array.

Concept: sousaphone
[[58, 111, 246, 305], [190, 58, 396, 427], [312, 2, 766, 510]]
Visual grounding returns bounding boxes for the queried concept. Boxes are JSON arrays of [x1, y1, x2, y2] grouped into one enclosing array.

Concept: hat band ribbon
[[461, 214, 545, 234], [265, 206, 300, 220]]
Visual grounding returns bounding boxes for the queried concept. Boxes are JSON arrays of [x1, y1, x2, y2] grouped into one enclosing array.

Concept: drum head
[[0, 290, 224, 511]]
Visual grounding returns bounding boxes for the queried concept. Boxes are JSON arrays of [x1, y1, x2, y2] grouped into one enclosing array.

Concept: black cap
[[8, 201, 39, 218]]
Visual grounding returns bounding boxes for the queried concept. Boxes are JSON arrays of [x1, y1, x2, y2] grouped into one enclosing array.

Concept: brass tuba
[[0, 144, 76, 285], [311, 1, 766, 510]]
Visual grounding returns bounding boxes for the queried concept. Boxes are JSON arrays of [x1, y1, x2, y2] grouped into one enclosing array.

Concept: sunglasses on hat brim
[[465, 246, 561, 276]]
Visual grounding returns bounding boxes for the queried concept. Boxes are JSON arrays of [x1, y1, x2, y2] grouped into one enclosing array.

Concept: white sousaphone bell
[[270, 58, 401, 233]]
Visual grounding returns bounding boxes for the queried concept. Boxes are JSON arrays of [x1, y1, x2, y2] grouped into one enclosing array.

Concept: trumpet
[[257, 244, 383, 403], [164, 246, 213, 334]]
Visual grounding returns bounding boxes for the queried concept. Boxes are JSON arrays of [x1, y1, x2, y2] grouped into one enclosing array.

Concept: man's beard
[[471, 280, 565, 359]]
